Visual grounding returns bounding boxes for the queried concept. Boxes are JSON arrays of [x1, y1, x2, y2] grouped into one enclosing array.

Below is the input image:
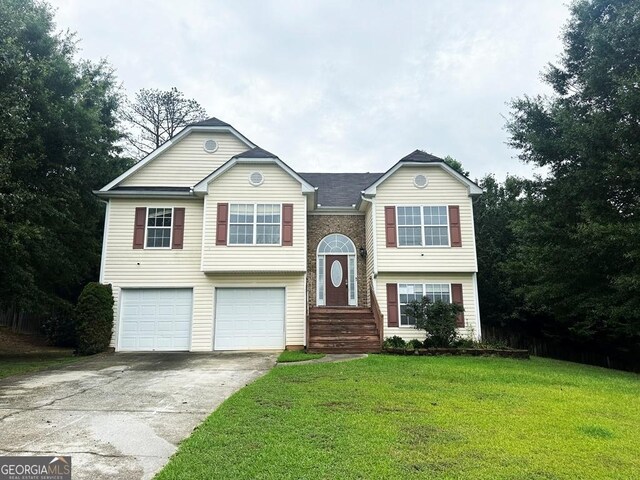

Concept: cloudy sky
[[50, 0, 570, 180]]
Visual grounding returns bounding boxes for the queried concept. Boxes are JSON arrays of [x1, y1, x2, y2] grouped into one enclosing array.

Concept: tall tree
[[122, 87, 207, 158], [443, 155, 469, 177], [0, 0, 129, 322], [505, 0, 640, 354]]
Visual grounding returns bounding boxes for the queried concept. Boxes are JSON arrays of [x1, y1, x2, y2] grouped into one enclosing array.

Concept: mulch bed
[[384, 347, 529, 359]]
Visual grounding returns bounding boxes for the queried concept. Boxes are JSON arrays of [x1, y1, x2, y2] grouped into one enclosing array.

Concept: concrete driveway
[[0, 352, 276, 479]]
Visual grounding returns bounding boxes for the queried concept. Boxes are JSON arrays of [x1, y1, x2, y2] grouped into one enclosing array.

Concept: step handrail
[[369, 284, 384, 347]]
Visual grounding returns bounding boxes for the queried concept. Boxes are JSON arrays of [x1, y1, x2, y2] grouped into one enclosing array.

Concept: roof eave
[[93, 189, 196, 199], [362, 161, 483, 197], [99, 124, 256, 192], [193, 156, 315, 194]]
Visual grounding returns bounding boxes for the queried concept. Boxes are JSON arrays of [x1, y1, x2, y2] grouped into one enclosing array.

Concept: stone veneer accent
[[307, 214, 368, 308]]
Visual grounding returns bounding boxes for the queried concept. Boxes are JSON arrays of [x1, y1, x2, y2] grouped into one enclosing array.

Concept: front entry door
[[325, 255, 348, 306]]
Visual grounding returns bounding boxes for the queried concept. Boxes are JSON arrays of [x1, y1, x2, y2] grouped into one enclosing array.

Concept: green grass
[[0, 354, 80, 380], [156, 356, 640, 480], [277, 350, 326, 363]]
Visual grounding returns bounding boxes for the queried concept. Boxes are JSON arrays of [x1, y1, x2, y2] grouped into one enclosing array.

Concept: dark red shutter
[[451, 283, 465, 327], [133, 207, 146, 249], [449, 205, 462, 247], [172, 208, 185, 249], [282, 204, 293, 246], [386, 283, 399, 327], [216, 203, 228, 245], [385, 206, 397, 247]]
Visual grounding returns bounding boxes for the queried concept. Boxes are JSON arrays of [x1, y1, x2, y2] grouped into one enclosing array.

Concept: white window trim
[[227, 202, 283, 246], [397, 282, 452, 328], [144, 206, 173, 250], [396, 204, 450, 248]]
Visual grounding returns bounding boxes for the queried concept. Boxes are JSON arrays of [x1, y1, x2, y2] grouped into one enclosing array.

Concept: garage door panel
[[214, 288, 285, 350], [119, 289, 192, 351]]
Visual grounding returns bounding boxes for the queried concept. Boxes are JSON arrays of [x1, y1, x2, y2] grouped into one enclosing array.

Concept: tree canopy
[[122, 87, 207, 158], [0, 0, 129, 319], [475, 0, 640, 362]]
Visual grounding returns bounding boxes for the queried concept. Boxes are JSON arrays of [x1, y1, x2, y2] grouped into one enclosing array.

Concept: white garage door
[[215, 288, 285, 350], [119, 289, 192, 351]]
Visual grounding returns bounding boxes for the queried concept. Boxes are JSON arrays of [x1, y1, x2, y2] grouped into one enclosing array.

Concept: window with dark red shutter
[[172, 208, 185, 249], [386, 283, 399, 327], [282, 204, 293, 246], [451, 283, 465, 327], [133, 207, 146, 249], [385, 206, 397, 247], [216, 203, 228, 245], [449, 205, 462, 247]]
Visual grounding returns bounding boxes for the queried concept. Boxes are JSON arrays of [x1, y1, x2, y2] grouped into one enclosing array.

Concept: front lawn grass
[[277, 350, 325, 363], [156, 356, 640, 479], [0, 354, 80, 379]]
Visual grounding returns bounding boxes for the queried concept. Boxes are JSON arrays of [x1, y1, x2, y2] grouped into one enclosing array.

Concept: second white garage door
[[214, 288, 285, 350]]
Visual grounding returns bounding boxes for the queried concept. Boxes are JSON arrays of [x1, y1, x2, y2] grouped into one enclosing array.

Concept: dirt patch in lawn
[[0, 326, 73, 356]]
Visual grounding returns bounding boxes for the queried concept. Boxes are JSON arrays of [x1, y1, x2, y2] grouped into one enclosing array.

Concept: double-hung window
[[398, 283, 451, 326], [229, 204, 280, 245], [146, 207, 172, 248], [397, 205, 449, 247]]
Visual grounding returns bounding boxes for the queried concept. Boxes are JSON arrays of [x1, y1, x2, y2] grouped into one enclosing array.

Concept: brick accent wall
[[307, 214, 368, 307]]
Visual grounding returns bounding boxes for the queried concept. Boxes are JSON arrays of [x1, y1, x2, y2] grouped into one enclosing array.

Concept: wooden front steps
[[307, 307, 382, 353]]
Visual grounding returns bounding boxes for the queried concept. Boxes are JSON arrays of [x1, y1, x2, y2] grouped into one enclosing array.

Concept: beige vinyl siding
[[375, 166, 478, 273], [202, 163, 307, 272], [364, 203, 375, 303], [375, 272, 479, 341], [119, 132, 249, 187], [103, 198, 211, 350], [209, 274, 306, 347], [102, 198, 305, 350]]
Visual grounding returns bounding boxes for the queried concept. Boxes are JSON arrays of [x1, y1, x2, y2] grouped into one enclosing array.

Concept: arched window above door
[[317, 234, 356, 255]]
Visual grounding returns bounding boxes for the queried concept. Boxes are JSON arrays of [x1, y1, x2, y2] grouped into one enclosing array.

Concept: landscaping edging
[[384, 347, 529, 359]]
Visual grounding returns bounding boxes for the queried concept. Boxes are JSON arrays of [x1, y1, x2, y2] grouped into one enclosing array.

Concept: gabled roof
[[193, 147, 315, 194], [361, 149, 483, 198], [99, 117, 255, 192], [231, 147, 278, 159], [398, 149, 444, 163], [188, 117, 232, 127], [299, 173, 382, 207]]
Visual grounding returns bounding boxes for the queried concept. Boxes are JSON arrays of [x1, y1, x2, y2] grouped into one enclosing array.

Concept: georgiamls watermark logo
[[0, 456, 71, 480]]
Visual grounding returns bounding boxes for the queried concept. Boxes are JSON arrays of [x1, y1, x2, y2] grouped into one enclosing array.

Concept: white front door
[[214, 288, 285, 350], [119, 288, 192, 351]]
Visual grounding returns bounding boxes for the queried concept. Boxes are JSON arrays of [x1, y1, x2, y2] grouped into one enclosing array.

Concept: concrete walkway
[[0, 352, 275, 480]]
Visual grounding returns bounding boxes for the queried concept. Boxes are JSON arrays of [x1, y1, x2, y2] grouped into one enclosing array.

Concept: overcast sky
[[50, 0, 570, 180]]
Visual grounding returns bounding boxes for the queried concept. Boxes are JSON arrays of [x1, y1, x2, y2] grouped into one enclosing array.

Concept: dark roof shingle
[[299, 172, 383, 207], [399, 149, 444, 163], [189, 117, 231, 127], [232, 147, 278, 159]]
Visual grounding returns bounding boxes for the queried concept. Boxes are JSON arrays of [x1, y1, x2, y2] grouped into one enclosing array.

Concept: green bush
[[42, 299, 77, 347], [383, 336, 406, 349], [75, 282, 114, 355], [406, 339, 424, 350], [405, 299, 464, 348]]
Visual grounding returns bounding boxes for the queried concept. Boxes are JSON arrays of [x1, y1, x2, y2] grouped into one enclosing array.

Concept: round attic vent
[[203, 139, 218, 153], [414, 174, 428, 188], [249, 171, 264, 186]]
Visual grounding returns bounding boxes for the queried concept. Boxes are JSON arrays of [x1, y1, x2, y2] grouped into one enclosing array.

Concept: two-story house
[[95, 118, 483, 352]]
